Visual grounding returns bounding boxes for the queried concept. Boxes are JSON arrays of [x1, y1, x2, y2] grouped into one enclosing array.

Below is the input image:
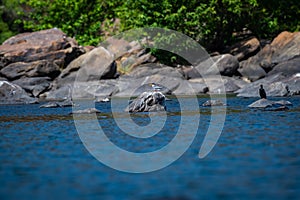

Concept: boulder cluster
[[0, 28, 299, 104]]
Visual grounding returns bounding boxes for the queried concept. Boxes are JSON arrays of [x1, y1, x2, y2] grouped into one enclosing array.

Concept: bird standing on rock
[[259, 85, 267, 99], [150, 83, 162, 91]]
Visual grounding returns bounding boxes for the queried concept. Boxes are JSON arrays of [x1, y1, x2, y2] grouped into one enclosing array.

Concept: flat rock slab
[[71, 108, 101, 114], [248, 98, 292, 108]]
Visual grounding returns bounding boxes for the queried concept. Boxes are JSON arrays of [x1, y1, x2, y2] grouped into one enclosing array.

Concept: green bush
[[0, 0, 23, 44], [8, 0, 300, 63]]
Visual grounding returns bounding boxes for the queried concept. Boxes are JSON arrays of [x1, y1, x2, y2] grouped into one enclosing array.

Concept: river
[[0, 96, 299, 199]]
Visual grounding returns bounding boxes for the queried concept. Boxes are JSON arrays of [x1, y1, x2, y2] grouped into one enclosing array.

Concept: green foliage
[[0, 0, 23, 44], [19, 0, 122, 46], [10, 0, 300, 63]]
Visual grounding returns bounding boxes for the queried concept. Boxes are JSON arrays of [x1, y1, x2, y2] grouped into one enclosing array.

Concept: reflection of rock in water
[[125, 91, 166, 113]]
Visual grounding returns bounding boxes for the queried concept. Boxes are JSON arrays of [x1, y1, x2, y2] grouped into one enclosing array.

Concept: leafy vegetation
[[1, 0, 299, 62], [0, 0, 23, 43]]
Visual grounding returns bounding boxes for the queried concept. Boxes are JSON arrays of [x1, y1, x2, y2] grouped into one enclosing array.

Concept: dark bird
[[259, 85, 267, 99]]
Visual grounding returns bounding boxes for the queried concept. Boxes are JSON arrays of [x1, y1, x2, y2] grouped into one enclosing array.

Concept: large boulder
[[12, 77, 51, 97], [47, 47, 118, 99], [76, 47, 117, 81], [214, 54, 239, 76], [0, 28, 84, 69], [0, 81, 37, 104], [268, 56, 300, 77], [127, 63, 183, 79], [0, 60, 60, 80], [0, 28, 84, 100], [125, 91, 166, 112], [227, 37, 260, 61], [238, 60, 267, 81], [238, 31, 300, 81], [194, 54, 239, 77]]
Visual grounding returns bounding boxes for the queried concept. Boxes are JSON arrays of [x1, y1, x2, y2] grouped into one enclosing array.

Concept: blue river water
[[0, 96, 299, 200]]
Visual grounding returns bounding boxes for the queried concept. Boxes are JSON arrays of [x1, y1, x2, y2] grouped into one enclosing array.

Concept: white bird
[[149, 83, 162, 91]]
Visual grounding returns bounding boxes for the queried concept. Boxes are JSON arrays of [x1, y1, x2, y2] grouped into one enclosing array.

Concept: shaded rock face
[[0, 81, 37, 104], [125, 91, 166, 112], [238, 31, 300, 81]]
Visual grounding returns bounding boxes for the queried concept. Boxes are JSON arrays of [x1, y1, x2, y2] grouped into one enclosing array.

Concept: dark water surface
[[0, 97, 299, 200]]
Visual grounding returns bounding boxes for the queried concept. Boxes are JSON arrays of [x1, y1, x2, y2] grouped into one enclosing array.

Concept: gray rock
[[212, 54, 240, 76], [125, 91, 166, 112], [71, 108, 101, 114], [12, 77, 51, 97], [248, 99, 273, 108], [194, 54, 239, 77], [39, 102, 61, 108], [77, 47, 117, 81], [172, 80, 208, 95], [0, 60, 60, 80], [72, 80, 119, 99], [227, 37, 260, 61], [51, 53, 87, 89], [119, 53, 156, 73], [268, 57, 300, 77], [202, 100, 226, 107], [114, 75, 178, 97], [189, 76, 243, 94], [0, 28, 84, 69], [236, 73, 300, 97], [45, 85, 72, 100], [237, 31, 300, 81], [283, 74, 300, 95], [50, 47, 117, 95], [40, 98, 74, 108], [238, 61, 267, 81], [248, 98, 292, 108], [127, 63, 184, 79], [0, 81, 37, 104]]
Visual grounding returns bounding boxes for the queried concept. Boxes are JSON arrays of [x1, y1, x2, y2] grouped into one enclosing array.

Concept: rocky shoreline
[[0, 28, 299, 105]]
